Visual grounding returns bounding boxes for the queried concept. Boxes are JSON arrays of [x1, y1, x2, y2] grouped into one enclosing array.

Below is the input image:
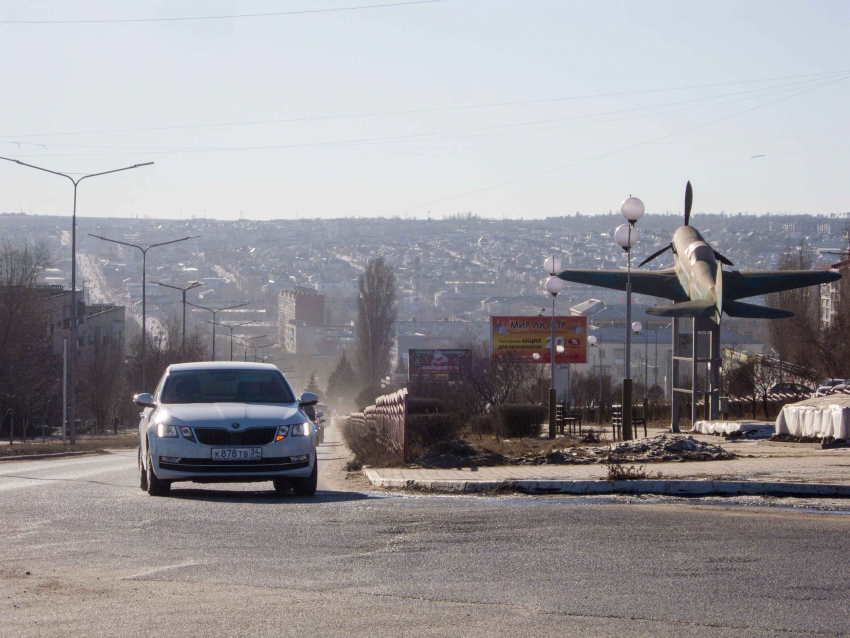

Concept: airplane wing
[[724, 270, 841, 301], [557, 268, 688, 301]]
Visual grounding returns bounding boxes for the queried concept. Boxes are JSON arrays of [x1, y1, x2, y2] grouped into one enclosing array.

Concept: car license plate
[[211, 448, 262, 461]]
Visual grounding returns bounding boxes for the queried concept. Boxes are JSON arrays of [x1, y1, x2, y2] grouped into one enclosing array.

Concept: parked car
[[303, 402, 325, 445], [768, 382, 814, 398], [135, 362, 319, 497], [815, 379, 848, 396]]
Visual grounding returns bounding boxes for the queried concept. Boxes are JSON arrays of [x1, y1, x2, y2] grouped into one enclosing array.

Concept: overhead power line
[[5, 74, 847, 158], [0, 0, 444, 25], [1, 70, 846, 140]]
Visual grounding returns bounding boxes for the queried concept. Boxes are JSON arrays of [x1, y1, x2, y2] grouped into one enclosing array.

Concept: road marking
[[124, 561, 199, 580]]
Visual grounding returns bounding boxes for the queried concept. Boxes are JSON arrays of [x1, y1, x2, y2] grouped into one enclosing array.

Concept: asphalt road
[[2, 430, 849, 637]]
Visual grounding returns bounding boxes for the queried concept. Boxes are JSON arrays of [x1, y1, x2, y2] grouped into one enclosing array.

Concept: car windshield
[[160, 369, 296, 404]]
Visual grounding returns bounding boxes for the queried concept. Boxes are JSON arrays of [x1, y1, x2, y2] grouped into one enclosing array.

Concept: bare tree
[[128, 315, 207, 394], [78, 336, 125, 433], [355, 256, 397, 391], [0, 240, 56, 440]]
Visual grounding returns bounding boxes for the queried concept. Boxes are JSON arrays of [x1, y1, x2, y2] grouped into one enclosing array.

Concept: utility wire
[[5, 75, 846, 158], [1, 70, 846, 140], [389, 73, 850, 215], [0, 0, 444, 25]]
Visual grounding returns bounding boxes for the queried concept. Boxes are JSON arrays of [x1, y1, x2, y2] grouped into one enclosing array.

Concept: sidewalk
[[364, 436, 850, 497]]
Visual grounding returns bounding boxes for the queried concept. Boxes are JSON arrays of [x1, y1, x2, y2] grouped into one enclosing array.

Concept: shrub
[[469, 413, 495, 438], [407, 397, 446, 415], [340, 413, 401, 467], [407, 413, 461, 458], [494, 403, 546, 439]]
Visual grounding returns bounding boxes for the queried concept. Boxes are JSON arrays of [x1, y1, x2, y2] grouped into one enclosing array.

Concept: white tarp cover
[[691, 420, 774, 436], [775, 394, 850, 440]]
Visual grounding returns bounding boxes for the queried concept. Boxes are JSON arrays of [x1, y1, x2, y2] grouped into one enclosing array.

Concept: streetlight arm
[[151, 280, 205, 293], [148, 235, 200, 249], [0, 156, 75, 184], [88, 234, 144, 252], [1, 157, 153, 184], [77, 162, 154, 183], [186, 301, 247, 314]]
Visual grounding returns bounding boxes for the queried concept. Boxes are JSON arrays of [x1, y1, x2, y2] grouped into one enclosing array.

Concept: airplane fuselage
[[671, 225, 719, 307]]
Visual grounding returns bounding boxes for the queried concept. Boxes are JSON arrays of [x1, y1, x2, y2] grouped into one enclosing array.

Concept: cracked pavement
[[2, 427, 849, 637]]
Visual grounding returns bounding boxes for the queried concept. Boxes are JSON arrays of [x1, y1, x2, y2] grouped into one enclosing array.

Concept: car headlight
[[179, 426, 196, 442], [275, 425, 290, 442], [289, 421, 310, 437], [157, 423, 178, 438]]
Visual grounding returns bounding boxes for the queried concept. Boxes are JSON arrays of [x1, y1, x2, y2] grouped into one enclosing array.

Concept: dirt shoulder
[[0, 432, 138, 459]]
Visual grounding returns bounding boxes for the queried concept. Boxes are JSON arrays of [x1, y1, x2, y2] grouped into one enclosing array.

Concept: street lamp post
[[151, 281, 204, 360], [185, 302, 248, 360], [254, 342, 278, 362], [90, 234, 199, 391], [544, 256, 563, 439], [588, 335, 602, 424], [204, 320, 260, 361], [615, 196, 645, 440], [633, 322, 649, 422], [1, 156, 153, 445], [234, 334, 273, 361]]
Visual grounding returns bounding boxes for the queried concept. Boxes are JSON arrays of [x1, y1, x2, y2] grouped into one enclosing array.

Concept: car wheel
[[292, 456, 318, 497], [272, 478, 291, 494], [139, 448, 148, 491], [146, 446, 171, 497]]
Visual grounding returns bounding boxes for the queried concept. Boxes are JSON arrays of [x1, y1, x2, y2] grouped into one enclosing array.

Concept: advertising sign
[[490, 315, 587, 364], [408, 349, 473, 381]]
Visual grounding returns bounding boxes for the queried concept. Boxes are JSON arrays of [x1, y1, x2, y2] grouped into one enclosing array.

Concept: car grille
[[193, 427, 277, 446], [159, 457, 309, 473]]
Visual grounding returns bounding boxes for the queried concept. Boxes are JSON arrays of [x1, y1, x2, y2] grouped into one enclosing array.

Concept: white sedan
[[135, 362, 319, 497]]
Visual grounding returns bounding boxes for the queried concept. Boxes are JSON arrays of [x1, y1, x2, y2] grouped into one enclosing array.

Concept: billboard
[[491, 315, 587, 364], [408, 349, 473, 382]]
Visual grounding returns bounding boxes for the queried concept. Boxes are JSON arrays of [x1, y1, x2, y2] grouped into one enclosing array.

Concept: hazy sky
[[2, 0, 849, 220]]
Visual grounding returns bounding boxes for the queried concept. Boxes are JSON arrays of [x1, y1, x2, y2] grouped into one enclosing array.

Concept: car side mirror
[[316, 411, 324, 418], [299, 392, 319, 406], [134, 393, 156, 408]]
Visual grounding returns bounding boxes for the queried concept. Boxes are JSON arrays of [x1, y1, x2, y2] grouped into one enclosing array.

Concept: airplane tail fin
[[723, 300, 794, 319], [646, 299, 715, 317]]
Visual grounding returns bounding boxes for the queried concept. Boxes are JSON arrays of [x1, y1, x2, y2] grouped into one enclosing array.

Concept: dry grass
[[0, 432, 137, 458], [462, 428, 612, 457], [606, 463, 663, 482]]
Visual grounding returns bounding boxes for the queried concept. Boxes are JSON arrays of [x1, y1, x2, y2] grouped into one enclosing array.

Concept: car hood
[[155, 403, 304, 427]]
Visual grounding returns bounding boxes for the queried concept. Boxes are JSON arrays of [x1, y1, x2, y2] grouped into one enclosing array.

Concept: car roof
[[167, 361, 282, 372]]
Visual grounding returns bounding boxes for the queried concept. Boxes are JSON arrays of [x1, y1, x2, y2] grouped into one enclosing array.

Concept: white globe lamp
[[587, 335, 597, 346], [621, 197, 645, 224], [632, 321, 643, 334], [545, 275, 564, 297], [544, 255, 562, 275]]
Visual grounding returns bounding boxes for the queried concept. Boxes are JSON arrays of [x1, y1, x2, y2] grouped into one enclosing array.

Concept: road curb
[[0, 450, 105, 462], [363, 470, 850, 498]]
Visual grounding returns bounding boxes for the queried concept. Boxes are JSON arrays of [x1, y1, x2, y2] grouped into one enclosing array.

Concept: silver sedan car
[[135, 362, 319, 497]]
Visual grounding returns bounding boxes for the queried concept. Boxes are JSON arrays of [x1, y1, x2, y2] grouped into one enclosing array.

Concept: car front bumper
[[150, 436, 315, 482]]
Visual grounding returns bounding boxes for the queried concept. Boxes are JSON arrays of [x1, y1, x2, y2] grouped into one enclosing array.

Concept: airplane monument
[[556, 183, 842, 432]]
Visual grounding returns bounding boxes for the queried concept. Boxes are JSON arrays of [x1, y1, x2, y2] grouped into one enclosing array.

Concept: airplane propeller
[[684, 181, 693, 227], [638, 243, 673, 268]]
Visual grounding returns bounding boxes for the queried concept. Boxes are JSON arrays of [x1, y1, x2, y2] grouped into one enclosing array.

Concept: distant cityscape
[[3, 210, 848, 392]]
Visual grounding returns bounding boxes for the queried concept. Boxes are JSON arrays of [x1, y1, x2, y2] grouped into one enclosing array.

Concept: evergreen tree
[[306, 372, 321, 395], [355, 256, 397, 390], [326, 351, 358, 406]]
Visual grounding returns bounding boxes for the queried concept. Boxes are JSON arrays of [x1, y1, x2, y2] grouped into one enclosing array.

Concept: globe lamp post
[[616, 195, 644, 439], [544, 272, 563, 439]]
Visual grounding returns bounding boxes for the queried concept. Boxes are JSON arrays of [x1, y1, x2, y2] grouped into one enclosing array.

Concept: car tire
[[146, 446, 171, 497], [139, 448, 148, 492], [272, 478, 291, 494], [292, 457, 318, 497]]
